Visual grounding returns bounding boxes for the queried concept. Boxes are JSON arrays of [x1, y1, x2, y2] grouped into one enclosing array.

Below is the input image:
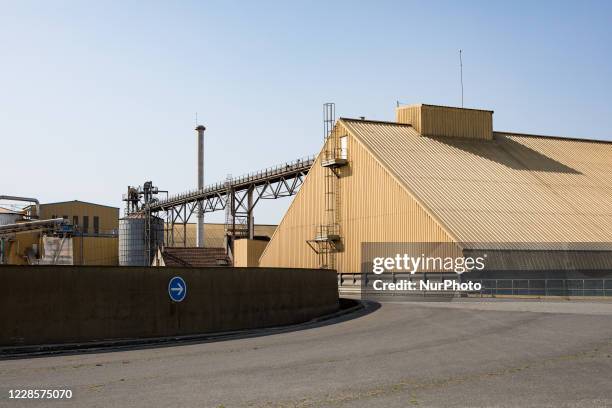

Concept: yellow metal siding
[[395, 106, 422, 133], [341, 119, 612, 246], [234, 239, 269, 267], [38, 201, 119, 233], [259, 122, 455, 272], [6, 231, 40, 265], [72, 236, 118, 265], [396, 104, 493, 140], [7, 201, 120, 265], [262, 116, 612, 272]]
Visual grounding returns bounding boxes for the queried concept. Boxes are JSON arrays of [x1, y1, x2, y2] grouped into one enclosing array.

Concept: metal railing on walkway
[[337, 273, 612, 297], [474, 278, 612, 297]]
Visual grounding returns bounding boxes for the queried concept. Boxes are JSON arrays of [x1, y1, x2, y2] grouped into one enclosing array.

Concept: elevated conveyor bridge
[[134, 155, 316, 254]]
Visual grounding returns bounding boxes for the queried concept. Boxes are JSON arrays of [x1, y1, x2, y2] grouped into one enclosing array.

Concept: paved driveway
[[1, 300, 611, 407]]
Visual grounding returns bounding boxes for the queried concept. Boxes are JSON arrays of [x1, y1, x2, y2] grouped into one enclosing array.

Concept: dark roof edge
[[495, 131, 612, 145], [40, 200, 120, 209], [339, 117, 414, 127], [397, 104, 494, 113], [338, 119, 611, 145]]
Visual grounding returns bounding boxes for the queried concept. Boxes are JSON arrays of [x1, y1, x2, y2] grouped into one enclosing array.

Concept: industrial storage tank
[[119, 213, 164, 266]]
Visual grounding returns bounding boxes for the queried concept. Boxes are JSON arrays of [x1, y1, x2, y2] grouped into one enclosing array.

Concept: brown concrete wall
[[0, 265, 338, 347]]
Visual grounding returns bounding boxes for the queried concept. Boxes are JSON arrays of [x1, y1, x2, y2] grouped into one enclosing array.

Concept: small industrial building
[[259, 104, 612, 278], [3, 200, 120, 265], [38, 200, 119, 265]]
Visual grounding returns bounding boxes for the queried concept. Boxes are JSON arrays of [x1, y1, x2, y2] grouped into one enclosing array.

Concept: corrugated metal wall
[[5, 231, 40, 265], [395, 105, 422, 133], [39, 201, 119, 233], [396, 104, 493, 140], [259, 122, 456, 272], [72, 236, 118, 265], [234, 239, 269, 267]]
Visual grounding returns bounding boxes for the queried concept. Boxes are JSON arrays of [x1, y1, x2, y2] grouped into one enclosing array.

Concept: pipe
[[0, 218, 65, 234], [0, 195, 39, 217], [196, 125, 206, 247]]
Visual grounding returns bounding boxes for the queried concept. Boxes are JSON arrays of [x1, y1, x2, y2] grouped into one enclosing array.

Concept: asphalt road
[[2, 300, 612, 408]]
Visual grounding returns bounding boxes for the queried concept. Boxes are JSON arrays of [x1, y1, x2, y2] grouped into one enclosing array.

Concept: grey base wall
[[0, 266, 339, 347]]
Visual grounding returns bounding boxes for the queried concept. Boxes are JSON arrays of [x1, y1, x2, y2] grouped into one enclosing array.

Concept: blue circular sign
[[168, 276, 187, 302]]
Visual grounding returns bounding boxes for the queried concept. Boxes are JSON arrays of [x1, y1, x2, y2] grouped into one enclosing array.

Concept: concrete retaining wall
[[0, 265, 339, 347]]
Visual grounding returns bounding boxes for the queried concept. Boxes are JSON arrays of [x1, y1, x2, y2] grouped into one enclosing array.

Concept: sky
[[1, 1, 611, 223]]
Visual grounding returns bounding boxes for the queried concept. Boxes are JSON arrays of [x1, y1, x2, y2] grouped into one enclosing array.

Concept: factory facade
[[3, 200, 119, 265], [38, 200, 120, 265], [259, 104, 612, 278]]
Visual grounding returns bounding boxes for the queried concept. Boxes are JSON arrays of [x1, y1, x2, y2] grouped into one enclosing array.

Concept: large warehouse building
[[259, 104, 612, 279]]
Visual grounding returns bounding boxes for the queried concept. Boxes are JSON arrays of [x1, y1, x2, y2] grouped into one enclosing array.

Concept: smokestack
[[196, 125, 206, 247]]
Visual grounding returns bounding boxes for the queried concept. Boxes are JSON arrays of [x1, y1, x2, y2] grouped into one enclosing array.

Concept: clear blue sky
[[2, 1, 611, 223]]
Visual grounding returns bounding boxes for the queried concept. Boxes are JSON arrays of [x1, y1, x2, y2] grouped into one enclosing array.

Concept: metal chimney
[[196, 125, 206, 247]]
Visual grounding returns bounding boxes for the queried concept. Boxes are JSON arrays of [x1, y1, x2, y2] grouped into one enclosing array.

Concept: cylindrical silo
[[119, 213, 164, 266]]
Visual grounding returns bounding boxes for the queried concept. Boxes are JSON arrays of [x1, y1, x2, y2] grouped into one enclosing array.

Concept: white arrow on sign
[[171, 283, 184, 296]]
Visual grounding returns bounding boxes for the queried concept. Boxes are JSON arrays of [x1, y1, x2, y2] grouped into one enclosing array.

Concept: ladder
[[306, 103, 347, 269]]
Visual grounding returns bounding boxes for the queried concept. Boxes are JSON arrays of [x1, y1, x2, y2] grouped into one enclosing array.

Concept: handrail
[[150, 155, 316, 210]]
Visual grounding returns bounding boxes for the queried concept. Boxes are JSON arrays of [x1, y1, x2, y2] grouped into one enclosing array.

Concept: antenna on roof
[[459, 50, 464, 108]]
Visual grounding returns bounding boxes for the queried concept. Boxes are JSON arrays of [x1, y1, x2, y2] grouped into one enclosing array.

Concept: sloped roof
[[40, 200, 119, 209], [0, 206, 20, 214], [340, 118, 612, 248], [159, 247, 228, 267]]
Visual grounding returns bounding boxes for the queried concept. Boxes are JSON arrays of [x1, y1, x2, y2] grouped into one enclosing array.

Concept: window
[[62, 215, 68, 220], [73, 216, 79, 228], [93, 216, 99, 234], [83, 216, 89, 234]]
